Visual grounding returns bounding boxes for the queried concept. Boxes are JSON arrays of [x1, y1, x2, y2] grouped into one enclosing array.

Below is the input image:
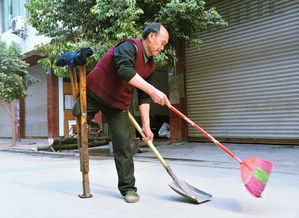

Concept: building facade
[[1, 0, 298, 145], [182, 0, 299, 144], [0, 0, 59, 138], [0, 0, 169, 140]]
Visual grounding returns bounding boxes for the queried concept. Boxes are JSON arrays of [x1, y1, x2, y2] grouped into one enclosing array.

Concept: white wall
[[1, 22, 51, 55]]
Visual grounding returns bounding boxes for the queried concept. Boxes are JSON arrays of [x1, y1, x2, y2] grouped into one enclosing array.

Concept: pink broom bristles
[[241, 157, 273, 197]]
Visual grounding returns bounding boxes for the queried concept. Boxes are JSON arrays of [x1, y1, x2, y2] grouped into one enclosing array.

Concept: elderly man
[[86, 22, 170, 203]]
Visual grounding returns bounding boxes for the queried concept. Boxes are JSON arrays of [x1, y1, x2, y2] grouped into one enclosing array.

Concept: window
[[1, 0, 27, 33]]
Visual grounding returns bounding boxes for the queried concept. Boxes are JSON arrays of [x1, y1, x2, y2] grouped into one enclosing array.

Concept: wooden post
[[78, 65, 92, 198], [69, 68, 83, 172], [69, 66, 92, 198]]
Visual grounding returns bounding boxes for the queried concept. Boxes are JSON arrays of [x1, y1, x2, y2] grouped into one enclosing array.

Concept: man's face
[[147, 27, 169, 57]]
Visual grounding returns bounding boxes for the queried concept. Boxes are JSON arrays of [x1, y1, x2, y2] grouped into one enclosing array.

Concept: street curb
[[0, 147, 79, 158], [0, 146, 209, 163]]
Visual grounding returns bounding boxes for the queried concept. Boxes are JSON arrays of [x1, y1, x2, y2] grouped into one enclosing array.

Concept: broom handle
[[169, 105, 242, 164]]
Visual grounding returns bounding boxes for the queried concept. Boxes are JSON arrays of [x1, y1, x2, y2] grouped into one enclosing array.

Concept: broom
[[169, 105, 273, 197]]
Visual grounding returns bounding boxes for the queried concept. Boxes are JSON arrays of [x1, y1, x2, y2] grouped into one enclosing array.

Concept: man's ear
[[148, 32, 156, 41]]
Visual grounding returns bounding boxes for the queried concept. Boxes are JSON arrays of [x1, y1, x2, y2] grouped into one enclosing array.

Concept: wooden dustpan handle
[[128, 111, 181, 182], [128, 112, 169, 168]]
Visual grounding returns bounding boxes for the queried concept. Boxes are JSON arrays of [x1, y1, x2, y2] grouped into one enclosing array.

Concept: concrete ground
[[0, 138, 298, 218]]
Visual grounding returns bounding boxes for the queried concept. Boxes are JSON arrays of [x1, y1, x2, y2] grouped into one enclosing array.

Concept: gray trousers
[[86, 89, 136, 196]]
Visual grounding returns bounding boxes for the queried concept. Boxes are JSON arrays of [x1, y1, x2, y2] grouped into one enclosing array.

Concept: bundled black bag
[[55, 47, 94, 67]]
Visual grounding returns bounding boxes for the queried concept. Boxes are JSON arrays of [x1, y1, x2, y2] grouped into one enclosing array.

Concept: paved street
[[0, 141, 298, 218]]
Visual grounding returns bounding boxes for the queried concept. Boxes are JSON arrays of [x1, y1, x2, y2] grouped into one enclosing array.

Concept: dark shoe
[[124, 190, 139, 203]]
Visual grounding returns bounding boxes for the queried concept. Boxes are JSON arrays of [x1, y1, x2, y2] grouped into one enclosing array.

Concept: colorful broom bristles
[[240, 157, 273, 197]]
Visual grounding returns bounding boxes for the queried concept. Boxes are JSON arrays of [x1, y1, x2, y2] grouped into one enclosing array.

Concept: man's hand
[[128, 74, 171, 108], [149, 88, 171, 107], [139, 103, 153, 142], [142, 126, 154, 142]]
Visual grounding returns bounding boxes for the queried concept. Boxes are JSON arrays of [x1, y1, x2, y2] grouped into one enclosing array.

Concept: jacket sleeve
[[114, 41, 137, 82], [137, 73, 154, 105]]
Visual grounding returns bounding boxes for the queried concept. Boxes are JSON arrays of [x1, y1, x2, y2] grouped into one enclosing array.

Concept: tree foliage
[[0, 39, 36, 145], [0, 39, 33, 105], [26, 0, 227, 77]]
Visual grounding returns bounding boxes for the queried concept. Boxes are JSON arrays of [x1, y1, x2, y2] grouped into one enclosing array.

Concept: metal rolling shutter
[[185, 0, 299, 143], [0, 106, 12, 137], [24, 65, 48, 137]]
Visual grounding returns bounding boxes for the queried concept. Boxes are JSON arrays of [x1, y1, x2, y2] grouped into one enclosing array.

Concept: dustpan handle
[[128, 112, 180, 182], [128, 112, 169, 167]]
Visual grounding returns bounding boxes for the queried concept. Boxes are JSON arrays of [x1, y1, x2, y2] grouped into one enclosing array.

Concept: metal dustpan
[[128, 112, 212, 204], [169, 179, 212, 204]]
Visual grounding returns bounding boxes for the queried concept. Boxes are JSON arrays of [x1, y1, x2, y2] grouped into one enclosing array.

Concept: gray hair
[[142, 22, 161, 39]]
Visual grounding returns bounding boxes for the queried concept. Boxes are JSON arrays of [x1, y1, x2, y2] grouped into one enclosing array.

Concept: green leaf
[[0, 38, 34, 103]]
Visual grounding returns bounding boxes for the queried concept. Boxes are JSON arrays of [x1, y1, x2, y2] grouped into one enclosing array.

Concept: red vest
[[87, 38, 156, 109]]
